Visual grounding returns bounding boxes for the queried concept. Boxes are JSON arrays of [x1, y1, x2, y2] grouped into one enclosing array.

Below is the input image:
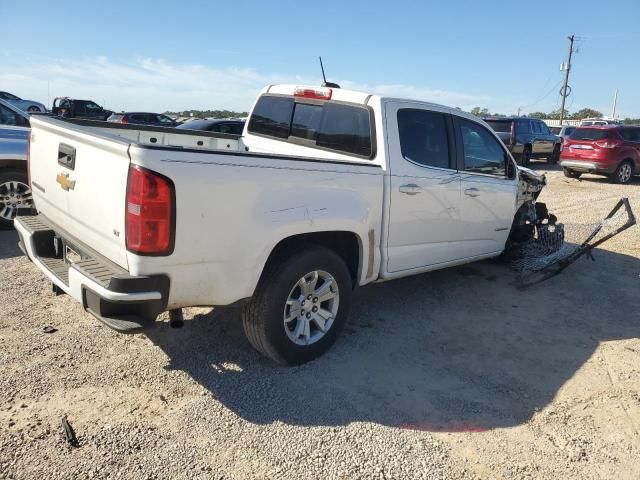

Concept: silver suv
[[484, 117, 561, 166]]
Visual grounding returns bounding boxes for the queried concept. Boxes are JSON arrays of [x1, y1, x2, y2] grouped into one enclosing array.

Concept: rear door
[[29, 117, 131, 268], [386, 102, 464, 272], [454, 116, 518, 256], [532, 120, 554, 155]]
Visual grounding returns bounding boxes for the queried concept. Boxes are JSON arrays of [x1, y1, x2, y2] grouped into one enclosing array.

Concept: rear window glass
[[248, 96, 294, 139], [485, 120, 512, 133], [316, 103, 372, 157], [570, 129, 611, 141], [248, 95, 373, 158]]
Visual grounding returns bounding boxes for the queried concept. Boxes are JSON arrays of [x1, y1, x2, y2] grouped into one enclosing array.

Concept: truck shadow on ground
[[147, 247, 640, 432], [0, 231, 22, 260]]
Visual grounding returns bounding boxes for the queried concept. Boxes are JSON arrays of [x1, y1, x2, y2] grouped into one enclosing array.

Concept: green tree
[[570, 108, 603, 120], [546, 108, 570, 120], [469, 107, 490, 117], [528, 111, 547, 119]]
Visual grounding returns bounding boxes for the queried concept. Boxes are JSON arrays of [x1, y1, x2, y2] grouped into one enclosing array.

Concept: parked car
[[579, 117, 621, 127], [107, 112, 179, 127], [483, 116, 561, 166], [52, 97, 113, 120], [176, 118, 245, 135], [553, 125, 577, 145], [560, 125, 640, 184], [17, 83, 548, 365], [0, 91, 46, 113], [0, 99, 32, 228]]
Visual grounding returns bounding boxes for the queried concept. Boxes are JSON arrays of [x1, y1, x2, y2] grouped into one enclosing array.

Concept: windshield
[[0, 92, 21, 101], [485, 120, 512, 133], [570, 129, 612, 141]]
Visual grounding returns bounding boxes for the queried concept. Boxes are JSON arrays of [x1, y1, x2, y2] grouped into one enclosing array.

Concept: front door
[[386, 103, 463, 273], [453, 117, 519, 256]]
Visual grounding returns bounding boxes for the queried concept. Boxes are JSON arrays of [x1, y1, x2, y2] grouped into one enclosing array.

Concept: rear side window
[[619, 129, 640, 142], [485, 120, 512, 133], [397, 109, 450, 169], [570, 129, 611, 141], [248, 95, 373, 158]]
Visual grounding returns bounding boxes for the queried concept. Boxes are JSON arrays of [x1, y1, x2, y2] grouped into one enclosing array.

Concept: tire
[[0, 169, 32, 230], [519, 145, 531, 166], [548, 145, 560, 164], [27, 105, 41, 112], [563, 168, 581, 179], [611, 160, 633, 184], [242, 245, 352, 366]]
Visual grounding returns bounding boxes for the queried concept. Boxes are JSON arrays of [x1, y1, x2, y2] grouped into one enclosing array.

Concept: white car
[[15, 84, 546, 365]]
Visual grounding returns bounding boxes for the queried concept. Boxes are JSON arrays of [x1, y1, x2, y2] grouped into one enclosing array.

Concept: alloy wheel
[[283, 270, 340, 346], [0, 181, 32, 221]]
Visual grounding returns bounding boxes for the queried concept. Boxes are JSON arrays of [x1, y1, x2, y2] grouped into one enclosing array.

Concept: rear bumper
[[14, 213, 169, 332], [559, 158, 616, 174]]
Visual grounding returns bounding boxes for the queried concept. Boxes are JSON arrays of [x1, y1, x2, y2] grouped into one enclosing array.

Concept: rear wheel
[[611, 161, 633, 184], [0, 169, 32, 229], [548, 145, 560, 164], [563, 168, 581, 179], [242, 245, 352, 365]]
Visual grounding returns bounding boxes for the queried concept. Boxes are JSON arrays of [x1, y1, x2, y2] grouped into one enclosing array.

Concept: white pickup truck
[[16, 84, 546, 365]]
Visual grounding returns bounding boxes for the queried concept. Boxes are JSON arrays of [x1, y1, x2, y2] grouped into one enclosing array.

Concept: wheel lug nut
[[306, 313, 311, 319], [312, 306, 318, 312], [307, 294, 312, 300], [313, 297, 318, 303]]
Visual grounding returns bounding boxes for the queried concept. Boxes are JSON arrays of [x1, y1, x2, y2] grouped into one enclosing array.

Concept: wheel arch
[[260, 230, 364, 290]]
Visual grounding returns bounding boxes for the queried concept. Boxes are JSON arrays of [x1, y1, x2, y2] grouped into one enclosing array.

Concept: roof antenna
[[319, 56, 340, 89]]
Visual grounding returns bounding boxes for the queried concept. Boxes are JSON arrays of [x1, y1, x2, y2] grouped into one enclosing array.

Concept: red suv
[[560, 125, 640, 184]]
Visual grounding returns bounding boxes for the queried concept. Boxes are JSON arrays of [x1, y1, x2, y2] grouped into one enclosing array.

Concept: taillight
[[594, 139, 622, 149], [509, 121, 516, 146], [26, 132, 31, 187], [126, 165, 174, 255], [293, 86, 332, 100], [120, 116, 128, 124]]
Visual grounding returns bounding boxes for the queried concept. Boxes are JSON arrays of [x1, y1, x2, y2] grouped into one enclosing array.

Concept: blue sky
[[1, 0, 638, 117]]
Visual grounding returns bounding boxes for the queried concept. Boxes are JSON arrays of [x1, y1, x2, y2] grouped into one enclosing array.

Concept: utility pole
[[559, 35, 575, 126], [611, 89, 618, 118]]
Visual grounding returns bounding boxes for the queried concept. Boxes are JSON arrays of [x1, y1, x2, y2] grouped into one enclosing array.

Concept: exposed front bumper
[[560, 159, 615, 174], [14, 213, 169, 332]]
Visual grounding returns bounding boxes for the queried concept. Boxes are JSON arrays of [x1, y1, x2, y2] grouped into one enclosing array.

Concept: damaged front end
[[507, 167, 636, 287], [506, 167, 562, 257]]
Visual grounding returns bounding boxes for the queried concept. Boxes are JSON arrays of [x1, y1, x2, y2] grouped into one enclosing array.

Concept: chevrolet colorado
[[15, 84, 545, 365]]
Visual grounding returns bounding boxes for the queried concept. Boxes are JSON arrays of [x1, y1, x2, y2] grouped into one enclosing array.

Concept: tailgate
[[29, 116, 131, 269]]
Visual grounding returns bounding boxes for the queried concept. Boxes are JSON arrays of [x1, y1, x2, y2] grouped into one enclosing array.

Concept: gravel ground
[[1, 165, 639, 479]]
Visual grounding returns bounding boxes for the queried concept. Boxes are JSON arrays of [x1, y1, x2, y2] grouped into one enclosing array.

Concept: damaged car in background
[[17, 82, 629, 366]]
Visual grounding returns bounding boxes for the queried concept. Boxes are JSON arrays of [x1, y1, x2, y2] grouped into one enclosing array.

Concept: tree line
[[468, 106, 640, 125]]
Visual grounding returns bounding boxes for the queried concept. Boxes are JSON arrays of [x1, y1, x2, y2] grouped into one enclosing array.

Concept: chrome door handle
[[399, 184, 423, 195], [464, 187, 480, 197]]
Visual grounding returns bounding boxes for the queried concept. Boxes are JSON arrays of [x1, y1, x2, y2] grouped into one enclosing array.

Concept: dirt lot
[[1, 165, 639, 480]]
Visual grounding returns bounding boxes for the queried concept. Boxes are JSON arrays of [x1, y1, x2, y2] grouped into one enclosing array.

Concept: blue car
[[0, 99, 32, 228], [0, 91, 46, 113]]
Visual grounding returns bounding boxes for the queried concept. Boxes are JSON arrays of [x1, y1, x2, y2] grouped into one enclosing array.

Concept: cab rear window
[[248, 95, 374, 158]]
